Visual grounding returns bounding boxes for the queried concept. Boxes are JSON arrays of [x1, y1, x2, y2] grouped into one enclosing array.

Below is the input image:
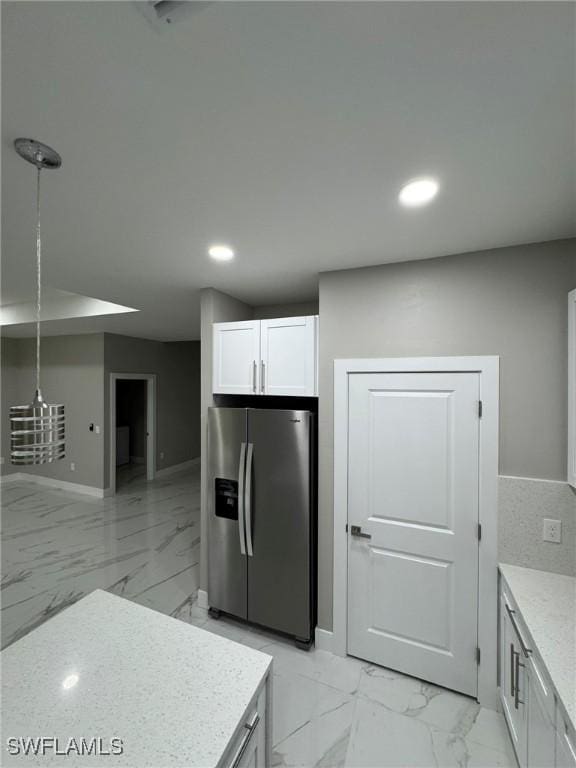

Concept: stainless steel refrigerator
[[208, 407, 316, 646]]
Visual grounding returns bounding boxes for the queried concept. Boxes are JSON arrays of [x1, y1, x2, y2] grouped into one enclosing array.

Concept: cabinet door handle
[[252, 361, 257, 393], [260, 360, 265, 393], [513, 650, 525, 709], [510, 643, 516, 698], [505, 603, 532, 657], [230, 712, 260, 768]]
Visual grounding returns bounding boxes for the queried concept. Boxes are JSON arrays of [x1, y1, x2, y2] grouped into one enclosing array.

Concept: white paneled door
[[347, 372, 480, 697]]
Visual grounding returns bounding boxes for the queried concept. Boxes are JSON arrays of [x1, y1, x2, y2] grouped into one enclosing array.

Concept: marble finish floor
[[1, 468, 515, 767], [1, 468, 200, 649]]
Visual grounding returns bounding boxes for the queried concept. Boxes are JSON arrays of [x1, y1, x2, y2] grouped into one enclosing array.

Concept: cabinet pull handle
[[505, 603, 532, 657], [513, 650, 525, 709], [230, 712, 260, 768], [261, 360, 265, 393], [252, 361, 257, 393], [510, 643, 516, 698]]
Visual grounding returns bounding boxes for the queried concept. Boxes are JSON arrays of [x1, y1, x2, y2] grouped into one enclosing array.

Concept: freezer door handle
[[238, 442, 247, 555], [245, 442, 254, 557]]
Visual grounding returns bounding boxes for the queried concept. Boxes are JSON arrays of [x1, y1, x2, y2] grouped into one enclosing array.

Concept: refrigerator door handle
[[245, 442, 254, 556], [238, 442, 247, 555]]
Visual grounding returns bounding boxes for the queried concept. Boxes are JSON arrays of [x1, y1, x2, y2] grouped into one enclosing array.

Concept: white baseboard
[[156, 457, 200, 479], [197, 589, 209, 610], [315, 627, 334, 652], [1, 472, 106, 498]]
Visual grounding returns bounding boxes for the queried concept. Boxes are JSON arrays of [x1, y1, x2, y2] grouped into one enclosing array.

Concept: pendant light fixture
[[10, 138, 65, 465]]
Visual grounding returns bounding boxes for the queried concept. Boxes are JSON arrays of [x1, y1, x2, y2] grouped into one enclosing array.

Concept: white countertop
[[1, 590, 272, 767], [499, 563, 576, 729]]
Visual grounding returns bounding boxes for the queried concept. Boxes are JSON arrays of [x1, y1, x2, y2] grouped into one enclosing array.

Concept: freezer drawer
[[208, 408, 248, 619]]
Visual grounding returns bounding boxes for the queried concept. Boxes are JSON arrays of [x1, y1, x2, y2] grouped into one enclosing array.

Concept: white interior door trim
[[109, 373, 157, 495], [333, 356, 499, 709]]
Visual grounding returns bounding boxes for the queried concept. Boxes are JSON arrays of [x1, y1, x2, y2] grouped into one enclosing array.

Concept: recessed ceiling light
[[399, 177, 439, 207], [208, 244, 235, 262], [62, 673, 79, 690]]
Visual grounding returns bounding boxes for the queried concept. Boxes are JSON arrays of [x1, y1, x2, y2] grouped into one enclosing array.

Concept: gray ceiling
[[2, 1, 574, 340]]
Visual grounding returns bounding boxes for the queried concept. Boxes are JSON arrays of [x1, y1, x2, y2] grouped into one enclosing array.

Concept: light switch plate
[[543, 518, 562, 544]]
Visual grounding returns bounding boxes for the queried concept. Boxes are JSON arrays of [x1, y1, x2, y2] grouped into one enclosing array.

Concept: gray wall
[[253, 301, 319, 319], [317, 238, 576, 630], [1, 334, 105, 488], [104, 334, 201, 488], [199, 288, 253, 592], [1, 332, 200, 490]]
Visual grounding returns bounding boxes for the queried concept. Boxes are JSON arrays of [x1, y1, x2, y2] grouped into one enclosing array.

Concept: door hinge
[[478, 400, 483, 418], [345, 523, 348, 533], [477, 523, 482, 541], [476, 647, 481, 665]]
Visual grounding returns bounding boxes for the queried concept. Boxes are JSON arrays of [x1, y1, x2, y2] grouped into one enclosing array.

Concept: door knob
[[350, 525, 371, 539]]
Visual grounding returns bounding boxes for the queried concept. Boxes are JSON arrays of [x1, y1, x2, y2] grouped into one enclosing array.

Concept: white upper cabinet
[[568, 289, 576, 487], [260, 316, 317, 396], [213, 320, 261, 395], [213, 316, 318, 396]]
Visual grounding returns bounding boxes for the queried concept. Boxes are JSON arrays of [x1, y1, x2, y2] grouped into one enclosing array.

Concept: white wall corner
[[197, 589, 209, 610], [315, 627, 335, 653]]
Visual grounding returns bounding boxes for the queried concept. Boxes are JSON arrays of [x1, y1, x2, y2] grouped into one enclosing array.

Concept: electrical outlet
[[70, 462, 76, 472], [160, 451, 165, 461], [543, 518, 562, 544]]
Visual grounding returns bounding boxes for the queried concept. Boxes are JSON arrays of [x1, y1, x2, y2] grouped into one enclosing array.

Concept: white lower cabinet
[[223, 679, 269, 768], [528, 673, 556, 768], [500, 580, 575, 768], [500, 592, 528, 765], [556, 721, 576, 768]]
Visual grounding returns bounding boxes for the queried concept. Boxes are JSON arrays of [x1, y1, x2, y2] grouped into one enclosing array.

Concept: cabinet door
[[226, 682, 267, 768], [556, 718, 576, 768], [260, 316, 317, 396], [527, 671, 555, 768], [500, 596, 528, 766], [213, 321, 261, 395]]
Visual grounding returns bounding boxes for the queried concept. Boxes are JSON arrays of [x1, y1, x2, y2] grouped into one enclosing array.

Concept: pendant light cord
[[35, 162, 41, 394]]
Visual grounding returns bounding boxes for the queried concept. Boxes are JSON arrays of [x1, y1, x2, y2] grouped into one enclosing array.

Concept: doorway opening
[[109, 373, 156, 493]]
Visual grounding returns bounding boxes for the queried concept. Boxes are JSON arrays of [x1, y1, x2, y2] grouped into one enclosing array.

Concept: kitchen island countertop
[[1, 589, 272, 766]]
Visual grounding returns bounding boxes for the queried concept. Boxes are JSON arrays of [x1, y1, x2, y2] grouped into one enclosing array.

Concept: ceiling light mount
[[14, 138, 62, 170], [399, 177, 439, 208]]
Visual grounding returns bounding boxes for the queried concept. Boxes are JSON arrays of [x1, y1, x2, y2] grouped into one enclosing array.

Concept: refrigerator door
[[246, 409, 312, 639], [208, 408, 248, 619]]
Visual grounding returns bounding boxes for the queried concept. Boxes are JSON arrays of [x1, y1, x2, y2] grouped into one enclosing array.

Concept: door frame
[[333, 356, 499, 708], [109, 373, 157, 494]]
